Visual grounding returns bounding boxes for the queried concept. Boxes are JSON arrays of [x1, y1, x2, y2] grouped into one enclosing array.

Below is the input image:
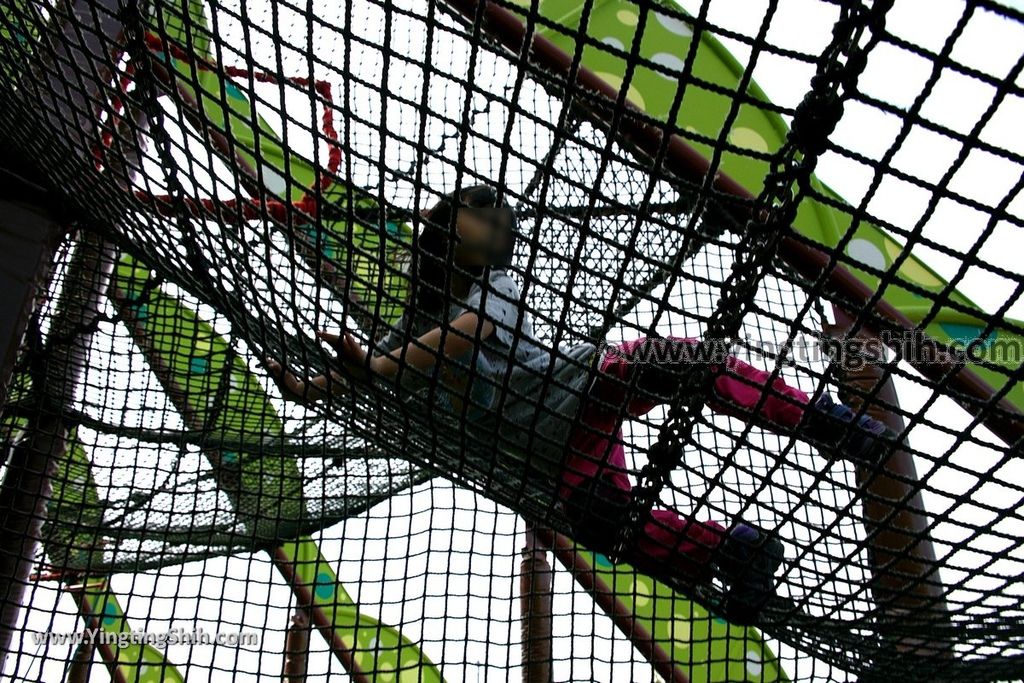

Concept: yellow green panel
[[578, 547, 787, 682], [0, 0, 38, 79], [40, 426, 184, 682], [109, 255, 306, 537], [518, 0, 1024, 415], [109, 254, 443, 681], [43, 430, 107, 573], [6, 6, 427, 679], [153, 0, 212, 61], [279, 537, 446, 682], [77, 580, 186, 683]]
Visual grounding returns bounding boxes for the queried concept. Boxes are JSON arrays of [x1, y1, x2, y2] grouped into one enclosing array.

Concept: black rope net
[[0, 0, 1022, 680]]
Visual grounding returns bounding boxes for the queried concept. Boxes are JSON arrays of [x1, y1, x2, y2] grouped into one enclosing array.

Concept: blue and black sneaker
[[560, 471, 631, 550], [713, 521, 786, 626], [804, 393, 895, 468]]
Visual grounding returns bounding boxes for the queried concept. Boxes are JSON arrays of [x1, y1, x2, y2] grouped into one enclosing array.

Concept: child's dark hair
[[409, 184, 516, 315]]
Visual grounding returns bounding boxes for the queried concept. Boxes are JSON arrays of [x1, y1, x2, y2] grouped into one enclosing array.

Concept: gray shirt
[[372, 269, 598, 477]]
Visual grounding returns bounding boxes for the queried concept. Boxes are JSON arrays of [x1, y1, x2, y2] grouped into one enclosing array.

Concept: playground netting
[[1, 0, 1023, 680]]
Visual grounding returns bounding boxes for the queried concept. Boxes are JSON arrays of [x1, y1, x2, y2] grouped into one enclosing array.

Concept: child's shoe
[[560, 472, 631, 549], [713, 520, 785, 626], [803, 393, 894, 468]]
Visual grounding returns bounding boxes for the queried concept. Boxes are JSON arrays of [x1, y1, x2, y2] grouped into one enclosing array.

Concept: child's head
[[420, 184, 517, 269], [411, 183, 518, 311]]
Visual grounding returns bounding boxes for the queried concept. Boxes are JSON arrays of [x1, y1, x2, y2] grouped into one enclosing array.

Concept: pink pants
[[558, 336, 810, 580]]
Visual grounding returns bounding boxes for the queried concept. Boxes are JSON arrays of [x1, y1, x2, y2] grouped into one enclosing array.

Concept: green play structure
[[1, 0, 1022, 681]]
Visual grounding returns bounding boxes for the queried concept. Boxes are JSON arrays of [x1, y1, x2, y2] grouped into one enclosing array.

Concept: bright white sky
[[5, 0, 1024, 681]]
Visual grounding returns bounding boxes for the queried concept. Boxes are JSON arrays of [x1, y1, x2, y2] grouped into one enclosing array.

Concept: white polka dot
[[601, 36, 624, 51], [595, 71, 646, 111], [399, 667, 422, 683], [673, 600, 692, 620], [357, 637, 378, 669], [138, 664, 162, 683], [630, 575, 653, 608], [616, 9, 638, 26], [729, 126, 770, 153], [261, 164, 288, 196], [884, 238, 942, 286], [671, 618, 691, 642], [655, 10, 693, 37], [651, 52, 686, 78], [847, 238, 887, 271], [745, 648, 763, 676]]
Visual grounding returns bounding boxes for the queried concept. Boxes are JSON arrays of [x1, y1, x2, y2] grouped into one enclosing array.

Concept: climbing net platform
[[1, 0, 1023, 680]]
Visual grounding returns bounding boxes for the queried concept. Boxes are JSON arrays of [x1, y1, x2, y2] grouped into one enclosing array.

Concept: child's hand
[[316, 329, 379, 380], [265, 357, 347, 404]]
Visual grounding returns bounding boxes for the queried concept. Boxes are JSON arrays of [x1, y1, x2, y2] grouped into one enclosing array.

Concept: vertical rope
[[611, 0, 896, 580]]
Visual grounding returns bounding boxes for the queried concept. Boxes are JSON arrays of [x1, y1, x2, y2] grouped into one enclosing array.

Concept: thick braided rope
[[610, 0, 896, 573]]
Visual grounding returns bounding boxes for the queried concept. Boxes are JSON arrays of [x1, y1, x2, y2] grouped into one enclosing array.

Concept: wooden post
[[533, 528, 690, 683], [65, 631, 96, 683], [826, 307, 953, 659], [0, 232, 115, 666], [520, 525, 553, 683], [0, 163, 65, 410], [0, 157, 65, 663], [283, 607, 311, 682]]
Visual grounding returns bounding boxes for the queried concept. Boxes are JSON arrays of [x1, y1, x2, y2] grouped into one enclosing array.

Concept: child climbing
[[265, 183, 893, 625]]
